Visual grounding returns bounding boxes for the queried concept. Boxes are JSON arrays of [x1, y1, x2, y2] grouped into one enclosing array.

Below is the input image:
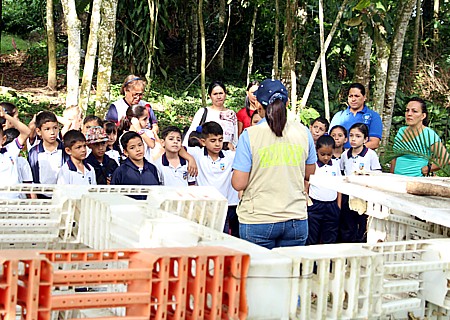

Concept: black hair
[[311, 117, 330, 132], [0, 102, 18, 116], [329, 125, 348, 137], [161, 126, 182, 140], [104, 121, 118, 134], [63, 129, 86, 149], [250, 110, 261, 125], [348, 83, 366, 96], [120, 74, 146, 95], [36, 111, 58, 128], [188, 131, 202, 147], [207, 81, 227, 96], [83, 115, 103, 127], [4, 128, 20, 145], [349, 122, 369, 138], [264, 99, 287, 137], [244, 80, 259, 117], [118, 105, 147, 133], [120, 131, 142, 151], [316, 135, 335, 150], [201, 121, 223, 138], [407, 97, 429, 126]]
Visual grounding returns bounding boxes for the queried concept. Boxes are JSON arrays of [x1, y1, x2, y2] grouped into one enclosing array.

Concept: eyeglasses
[[128, 91, 144, 99]]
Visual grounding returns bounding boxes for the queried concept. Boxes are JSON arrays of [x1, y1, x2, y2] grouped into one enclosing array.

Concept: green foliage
[[0, 33, 32, 53], [2, 0, 44, 35], [298, 107, 320, 126]]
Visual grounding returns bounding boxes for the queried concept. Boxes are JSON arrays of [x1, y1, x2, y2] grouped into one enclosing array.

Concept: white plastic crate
[[274, 243, 384, 320], [145, 186, 228, 231]]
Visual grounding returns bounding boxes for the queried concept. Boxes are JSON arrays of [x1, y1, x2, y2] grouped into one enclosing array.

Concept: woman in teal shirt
[[391, 97, 449, 176]]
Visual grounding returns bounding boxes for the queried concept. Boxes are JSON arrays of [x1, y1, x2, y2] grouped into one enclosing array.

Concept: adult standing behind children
[[329, 83, 382, 149], [236, 81, 259, 137], [232, 79, 317, 249], [390, 97, 450, 176], [183, 81, 238, 149], [105, 75, 159, 135]]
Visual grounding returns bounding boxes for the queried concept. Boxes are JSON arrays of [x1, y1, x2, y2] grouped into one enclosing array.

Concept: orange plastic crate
[[0, 247, 249, 320]]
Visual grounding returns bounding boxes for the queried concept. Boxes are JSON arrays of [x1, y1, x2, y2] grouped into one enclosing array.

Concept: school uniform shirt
[[106, 148, 121, 166], [85, 153, 119, 185], [340, 146, 381, 176], [0, 138, 23, 199], [154, 153, 196, 187], [57, 159, 97, 185], [28, 139, 69, 184], [111, 157, 160, 186], [309, 160, 341, 201], [186, 146, 239, 206]]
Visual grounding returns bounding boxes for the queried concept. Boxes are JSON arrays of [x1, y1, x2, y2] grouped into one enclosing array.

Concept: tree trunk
[[319, 0, 330, 120], [217, 0, 225, 72], [371, 26, 390, 115], [192, 3, 199, 74], [61, 0, 81, 107], [381, 0, 416, 146], [199, 0, 206, 107], [246, 5, 258, 85], [281, 0, 298, 100], [78, 0, 103, 113], [95, 0, 119, 116], [146, 0, 159, 83], [46, 0, 57, 91], [353, 23, 372, 90], [300, 0, 349, 108], [412, 0, 422, 75], [185, 12, 190, 74], [272, 0, 280, 79], [433, 0, 439, 44]]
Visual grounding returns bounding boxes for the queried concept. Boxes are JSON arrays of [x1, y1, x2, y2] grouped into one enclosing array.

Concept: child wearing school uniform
[[309, 117, 329, 145], [28, 111, 69, 197], [186, 121, 240, 237], [339, 123, 381, 243], [85, 126, 118, 185], [57, 130, 96, 185], [0, 107, 31, 199], [307, 135, 341, 245], [329, 125, 347, 168], [104, 121, 121, 165], [154, 126, 196, 187]]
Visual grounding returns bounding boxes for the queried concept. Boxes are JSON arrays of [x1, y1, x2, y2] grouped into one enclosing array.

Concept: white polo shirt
[[37, 146, 65, 184], [154, 153, 195, 187], [187, 146, 239, 205], [340, 146, 381, 176], [0, 138, 22, 199], [309, 160, 341, 201], [57, 159, 97, 185], [106, 149, 121, 165]]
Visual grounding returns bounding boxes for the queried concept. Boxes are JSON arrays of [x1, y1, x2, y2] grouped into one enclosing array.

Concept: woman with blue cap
[[232, 79, 317, 249]]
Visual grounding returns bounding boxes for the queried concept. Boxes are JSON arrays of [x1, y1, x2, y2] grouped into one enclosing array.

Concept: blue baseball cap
[[255, 79, 288, 106]]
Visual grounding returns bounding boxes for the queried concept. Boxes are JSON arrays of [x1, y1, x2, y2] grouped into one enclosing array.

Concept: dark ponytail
[[265, 99, 287, 137]]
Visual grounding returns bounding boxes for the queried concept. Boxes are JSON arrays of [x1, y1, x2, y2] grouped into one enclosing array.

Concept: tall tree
[[319, 0, 330, 120], [372, 23, 390, 115], [79, 0, 103, 113], [146, 0, 159, 82], [199, 0, 206, 107], [353, 23, 372, 90], [95, 0, 119, 116], [281, 0, 298, 105], [61, 0, 81, 107], [217, 0, 226, 72], [381, 0, 417, 145], [192, 3, 199, 74], [412, 0, 422, 75], [272, 0, 280, 79], [46, 0, 57, 91], [246, 4, 258, 85]]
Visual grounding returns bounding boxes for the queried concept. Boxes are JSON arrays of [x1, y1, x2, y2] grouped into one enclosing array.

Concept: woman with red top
[[237, 81, 259, 136]]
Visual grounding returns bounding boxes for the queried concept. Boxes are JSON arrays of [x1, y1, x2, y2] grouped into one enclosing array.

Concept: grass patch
[[0, 33, 31, 54]]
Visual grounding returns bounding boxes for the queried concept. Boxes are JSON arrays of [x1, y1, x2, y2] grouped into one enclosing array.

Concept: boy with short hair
[[28, 111, 69, 194], [187, 121, 239, 237], [0, 107, 31, 199], [154, 126, 195, 187], [85, 126, 118, 185], [57, 130, 96, 185], [310, 117, 329, 145]]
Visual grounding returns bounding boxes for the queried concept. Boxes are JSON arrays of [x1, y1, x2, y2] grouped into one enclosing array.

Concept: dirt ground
[[0, 52, 65, 105]]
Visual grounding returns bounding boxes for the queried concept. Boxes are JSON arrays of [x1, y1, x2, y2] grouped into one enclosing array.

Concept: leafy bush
[[2, 0, 44, 36]]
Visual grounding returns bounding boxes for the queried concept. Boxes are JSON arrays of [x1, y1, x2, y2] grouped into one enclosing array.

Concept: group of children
[[307, 117, 381, 244]]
